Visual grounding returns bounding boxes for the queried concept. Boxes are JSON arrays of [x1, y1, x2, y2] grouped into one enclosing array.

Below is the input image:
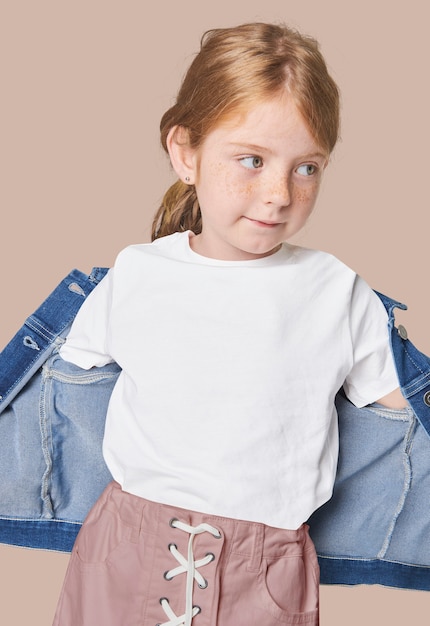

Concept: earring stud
[[185, 176, 190, 183]]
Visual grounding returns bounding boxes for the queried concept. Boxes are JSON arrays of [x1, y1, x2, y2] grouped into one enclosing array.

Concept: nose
[[263, 171, 291, 208]]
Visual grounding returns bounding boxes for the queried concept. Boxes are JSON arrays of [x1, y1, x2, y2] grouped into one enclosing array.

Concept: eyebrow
[[300, 152, 328, 161], [229, 143, 327, 160], [229, 142, 272, 153]]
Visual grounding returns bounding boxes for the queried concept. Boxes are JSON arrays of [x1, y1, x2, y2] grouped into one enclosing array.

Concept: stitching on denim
[[401, 347, 428, 380], [0, 339, 66, 410], [1, 271, 100, 406], [377, 416, 416, 559], [0, 515, 81, 526], [46, 369, 119, 385], [316, 554, 430, 569], [26, 317, 56, 342], [0, 346, 53, 407], [402, 372, 430, 397], [39, 366, 54, 519], [89, 267, 109, 283], [366, 406, 412, 421]]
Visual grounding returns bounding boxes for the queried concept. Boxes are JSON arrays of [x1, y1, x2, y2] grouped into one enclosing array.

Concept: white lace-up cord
[[158, 599, 200, 626], [160, 519, 221, 626]]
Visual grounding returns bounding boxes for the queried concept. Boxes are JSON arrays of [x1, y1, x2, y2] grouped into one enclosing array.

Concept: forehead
[[207, 96, 325, 155]]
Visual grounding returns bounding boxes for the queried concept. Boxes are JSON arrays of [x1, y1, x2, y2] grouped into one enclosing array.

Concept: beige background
[[1, 1, 429, 624]]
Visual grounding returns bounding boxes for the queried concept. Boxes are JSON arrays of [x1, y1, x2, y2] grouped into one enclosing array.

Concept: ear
[[166, 125, 198, 185]]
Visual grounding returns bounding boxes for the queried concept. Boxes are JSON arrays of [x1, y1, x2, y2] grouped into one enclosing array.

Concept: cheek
[[295, 188, 311, 204], [214, 162, 256, 199], [231, 181, 256, 199], [294, 182, 320, 207], [205, 161, 231, 190]]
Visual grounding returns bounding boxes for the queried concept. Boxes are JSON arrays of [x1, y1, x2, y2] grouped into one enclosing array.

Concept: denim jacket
[[1, 269, 429, 591]]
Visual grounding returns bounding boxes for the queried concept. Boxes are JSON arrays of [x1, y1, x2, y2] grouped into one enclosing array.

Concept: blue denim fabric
[[1, 272, 430, 591], [0, 267, 109, 412], [0, 268, 118, 551], [0, 352, 119, 552], [309, 393, 430, 590], [375, 291, 430, 434], [309, 293, 430, 590]]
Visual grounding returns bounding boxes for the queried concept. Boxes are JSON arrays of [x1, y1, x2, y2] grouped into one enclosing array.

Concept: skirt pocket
[[258, 531, 319, 623], [74, 482, 143, 568]]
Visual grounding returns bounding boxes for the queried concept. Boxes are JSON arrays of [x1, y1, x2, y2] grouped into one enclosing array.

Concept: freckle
[[238, 183, 255, 198], [211, 159, 256, 197], [295, 188, 313, 202], [295, 189, 308, 202]]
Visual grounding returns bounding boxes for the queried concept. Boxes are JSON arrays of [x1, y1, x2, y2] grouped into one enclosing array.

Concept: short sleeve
[[343, 275, 399, 407], [59, 268, 115, 369]]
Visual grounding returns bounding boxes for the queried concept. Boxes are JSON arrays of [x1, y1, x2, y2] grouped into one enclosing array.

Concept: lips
[[244, 217, 281, 228]]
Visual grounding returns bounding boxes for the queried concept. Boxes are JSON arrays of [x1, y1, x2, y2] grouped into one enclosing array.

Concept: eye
[[296, 163, 317, 176], [239, 156, 264, 169]]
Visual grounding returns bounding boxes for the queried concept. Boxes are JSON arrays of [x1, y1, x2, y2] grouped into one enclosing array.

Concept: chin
[[240, 244, 281, 259]]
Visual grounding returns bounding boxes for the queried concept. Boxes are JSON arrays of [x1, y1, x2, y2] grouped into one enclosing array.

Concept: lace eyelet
[[198, 578, 208, 589], [169, 517, 178, 528], [163, 570, 173, 581], [205, 552, 216, 561]]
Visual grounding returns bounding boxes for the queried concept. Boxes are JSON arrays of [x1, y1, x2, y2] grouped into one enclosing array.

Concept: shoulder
[[283, 245, 387, 317], [285, 243, 357, 282], [286, 243, 349, 266], [107, 233, 189, 289], [115, 232, 186, 265]]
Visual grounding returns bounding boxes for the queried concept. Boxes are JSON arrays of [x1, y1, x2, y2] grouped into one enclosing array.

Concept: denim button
[[424, 391, 430, 407], [397, 325, 408, 340]]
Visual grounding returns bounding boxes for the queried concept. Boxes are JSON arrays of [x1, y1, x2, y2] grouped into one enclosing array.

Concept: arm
[[375, 386, 408, 409], [343, 276, 402, 408]]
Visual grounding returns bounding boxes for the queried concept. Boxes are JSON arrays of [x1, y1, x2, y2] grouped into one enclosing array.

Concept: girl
[[54, 22, 406, 626]]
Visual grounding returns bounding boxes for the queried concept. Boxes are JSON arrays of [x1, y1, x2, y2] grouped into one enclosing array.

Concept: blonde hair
[[152, 22, 340, 240]]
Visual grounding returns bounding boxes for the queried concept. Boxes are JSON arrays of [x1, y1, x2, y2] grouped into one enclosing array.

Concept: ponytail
[[151, 180, 201, 241]]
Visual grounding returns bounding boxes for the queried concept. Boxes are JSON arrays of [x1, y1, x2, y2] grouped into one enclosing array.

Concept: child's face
[[185, 95, 328, 261]]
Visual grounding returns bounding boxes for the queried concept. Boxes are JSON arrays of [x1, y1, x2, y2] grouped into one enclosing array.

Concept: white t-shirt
[[60, 232, 399, 529]]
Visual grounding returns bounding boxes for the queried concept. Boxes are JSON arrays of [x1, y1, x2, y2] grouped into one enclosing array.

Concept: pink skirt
[[53, 481, 319, 625]]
